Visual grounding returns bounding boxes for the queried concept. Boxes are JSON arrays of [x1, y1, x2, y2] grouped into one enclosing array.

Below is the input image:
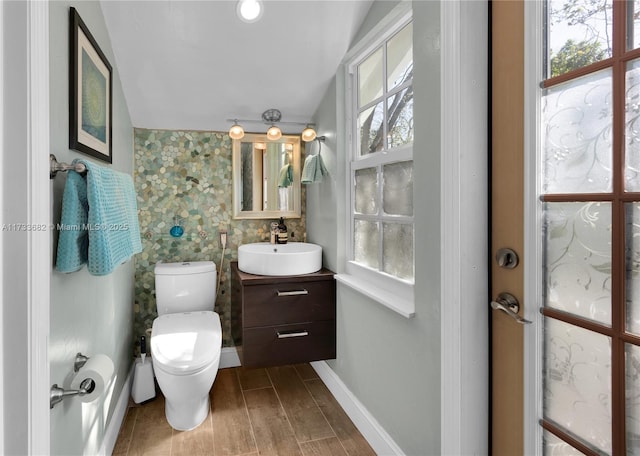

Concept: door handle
[[490, 292, 532, 325]]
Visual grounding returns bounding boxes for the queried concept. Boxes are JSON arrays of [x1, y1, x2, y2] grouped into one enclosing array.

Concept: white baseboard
[[310, 361, 405, 456], [219, 346, 241, 369], [99, 361, 134, 456]]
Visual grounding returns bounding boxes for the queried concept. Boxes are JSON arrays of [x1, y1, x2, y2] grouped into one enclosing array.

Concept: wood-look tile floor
[[113, 364, 377, 456]]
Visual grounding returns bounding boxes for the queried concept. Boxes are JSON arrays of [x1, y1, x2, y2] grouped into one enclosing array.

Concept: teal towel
[[301, 154, 328, 184], [56, 160, 142, 275], [278, 163, 293, 188], [56, 170, 89, 272]]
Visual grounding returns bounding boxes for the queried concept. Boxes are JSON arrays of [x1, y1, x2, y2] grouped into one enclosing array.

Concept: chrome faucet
[[270, 221, 279, 244]]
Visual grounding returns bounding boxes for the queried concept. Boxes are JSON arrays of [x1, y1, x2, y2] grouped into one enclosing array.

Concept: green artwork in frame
[[69, 7, 112, 163], [81, 49, 107, 143]]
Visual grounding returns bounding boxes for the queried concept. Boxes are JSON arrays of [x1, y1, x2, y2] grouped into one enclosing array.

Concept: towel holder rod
[[50, 154, 86, 179]]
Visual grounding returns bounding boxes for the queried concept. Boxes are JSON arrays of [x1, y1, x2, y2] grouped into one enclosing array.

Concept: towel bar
[[50, 154, 87, 179]]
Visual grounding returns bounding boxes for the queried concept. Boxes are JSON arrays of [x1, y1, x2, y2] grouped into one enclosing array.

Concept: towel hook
[[313, 136, 326, 156], [50, 154, 87, 179]]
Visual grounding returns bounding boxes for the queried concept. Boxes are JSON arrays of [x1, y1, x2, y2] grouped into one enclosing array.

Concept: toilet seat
[[151, 311, 222, 376]]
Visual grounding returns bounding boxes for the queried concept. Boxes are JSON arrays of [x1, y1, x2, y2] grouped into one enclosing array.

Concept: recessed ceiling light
[[237, 0, 263, 23]]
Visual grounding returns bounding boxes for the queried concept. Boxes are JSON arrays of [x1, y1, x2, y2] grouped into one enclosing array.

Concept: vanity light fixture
[[237, 0, 263, 23], [226, 109, 319, 142], [262, 109, 282, 140], [228, 120, 245, 140], [266, 125, 282, 141], [301, 125, 317, 142]]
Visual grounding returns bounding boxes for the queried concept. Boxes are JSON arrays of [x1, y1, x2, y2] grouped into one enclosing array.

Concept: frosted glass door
[[539, 1, 640, 454]]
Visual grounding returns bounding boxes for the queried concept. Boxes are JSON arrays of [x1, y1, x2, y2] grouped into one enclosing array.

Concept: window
[[340, 14, 414, 317]]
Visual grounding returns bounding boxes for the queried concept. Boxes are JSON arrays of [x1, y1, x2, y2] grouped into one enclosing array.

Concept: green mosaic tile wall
[[133, 128, 306, 348]]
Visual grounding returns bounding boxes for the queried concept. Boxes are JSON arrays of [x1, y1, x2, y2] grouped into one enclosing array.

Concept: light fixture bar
[[224, 118, 315, 127], [227, 109, 318, 142]]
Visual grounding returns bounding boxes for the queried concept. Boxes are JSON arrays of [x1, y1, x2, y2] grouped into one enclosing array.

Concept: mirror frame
[[232, 133, 302, 219]]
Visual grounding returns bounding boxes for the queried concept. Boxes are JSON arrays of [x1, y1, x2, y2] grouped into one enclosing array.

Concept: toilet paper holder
[[49, 353, 96, 409]]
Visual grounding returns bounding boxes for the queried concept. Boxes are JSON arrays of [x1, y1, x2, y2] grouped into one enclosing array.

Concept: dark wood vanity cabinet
[[231, 261, 336, 368]]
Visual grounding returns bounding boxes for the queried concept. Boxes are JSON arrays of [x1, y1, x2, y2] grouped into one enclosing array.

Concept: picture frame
[[69, 7, 112, 163]]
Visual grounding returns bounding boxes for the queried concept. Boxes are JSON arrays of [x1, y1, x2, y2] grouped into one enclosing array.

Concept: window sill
[[335, 273, 415, 319]]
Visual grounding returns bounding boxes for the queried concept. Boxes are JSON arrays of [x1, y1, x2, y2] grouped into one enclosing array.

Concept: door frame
[[521, 0, 556, 452], [440, 1, 490, 454], [28, 1, 51, 452], [0, 0, 5, 449], [523, 0, 544, 455], [3, 0, 52, 453]]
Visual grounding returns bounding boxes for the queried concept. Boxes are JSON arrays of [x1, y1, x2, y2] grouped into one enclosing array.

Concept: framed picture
[[69, 7, 112, 163]]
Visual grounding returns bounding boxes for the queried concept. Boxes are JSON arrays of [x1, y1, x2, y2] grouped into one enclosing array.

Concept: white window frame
[[336, 5, 415, 319]]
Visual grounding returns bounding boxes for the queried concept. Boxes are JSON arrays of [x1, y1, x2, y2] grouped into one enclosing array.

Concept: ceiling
[[100, 0, 373, 133]]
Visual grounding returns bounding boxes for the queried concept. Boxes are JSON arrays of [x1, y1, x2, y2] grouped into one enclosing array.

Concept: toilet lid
[[151, 311, 222, 375]]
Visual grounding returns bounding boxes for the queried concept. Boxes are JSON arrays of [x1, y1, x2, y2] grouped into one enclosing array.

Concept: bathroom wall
[[133, 128, 306, 347], [307, 1, 443, 454], [49, 1, 135, 454]]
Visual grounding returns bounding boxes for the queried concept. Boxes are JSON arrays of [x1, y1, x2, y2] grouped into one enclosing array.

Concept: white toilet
[[151, 261, 222, 431]]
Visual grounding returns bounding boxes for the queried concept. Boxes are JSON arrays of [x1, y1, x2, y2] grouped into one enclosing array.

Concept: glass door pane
[[626, 202, 640, 335], [626, 59, 640, 192], [544, 317, 612, 454], [626, 344, 640, 455], [547, 0, 613, 78], [542, 70, 613, 194], [544, 430, 588, 455], [628, 1, 640, 51], [543, 202, 612, 324]]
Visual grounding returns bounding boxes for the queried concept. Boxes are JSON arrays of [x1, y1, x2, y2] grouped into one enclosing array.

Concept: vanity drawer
[[242, 280, 336, 327], [241, 320, 336, 368]]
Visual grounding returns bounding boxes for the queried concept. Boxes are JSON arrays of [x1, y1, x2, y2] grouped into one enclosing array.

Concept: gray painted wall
[[49, 2, 134, 454], [305, 75, 341, 271], [307, 1, 443, 454]]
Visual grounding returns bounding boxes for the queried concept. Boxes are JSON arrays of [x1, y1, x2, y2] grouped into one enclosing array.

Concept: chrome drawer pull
[[276, 289, 308, 297], [277, 330, 309, 339]]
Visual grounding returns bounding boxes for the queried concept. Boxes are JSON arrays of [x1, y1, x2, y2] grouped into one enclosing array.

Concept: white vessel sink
[[238, 242, 322, 276]]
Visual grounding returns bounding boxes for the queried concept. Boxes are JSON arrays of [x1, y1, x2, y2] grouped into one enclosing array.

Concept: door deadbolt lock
[[496, 248, 519, 269]]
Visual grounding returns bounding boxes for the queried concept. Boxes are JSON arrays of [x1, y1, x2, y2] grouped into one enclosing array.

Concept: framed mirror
[[232, 133, 301, 219]]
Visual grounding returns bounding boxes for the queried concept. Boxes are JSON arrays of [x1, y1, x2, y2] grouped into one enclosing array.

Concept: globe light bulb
[[229, 122, 244, 140], [266, 125, 282, 141], [237, 0, 263, 23], [301, 126, 317, 142]]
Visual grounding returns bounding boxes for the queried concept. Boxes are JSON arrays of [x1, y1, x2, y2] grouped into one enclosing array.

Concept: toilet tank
[[154, 261, 217, 316]]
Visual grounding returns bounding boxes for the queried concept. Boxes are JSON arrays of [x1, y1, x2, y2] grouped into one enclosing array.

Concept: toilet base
[[153, 355, 220, 432], [165, 394, 210, 431]]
